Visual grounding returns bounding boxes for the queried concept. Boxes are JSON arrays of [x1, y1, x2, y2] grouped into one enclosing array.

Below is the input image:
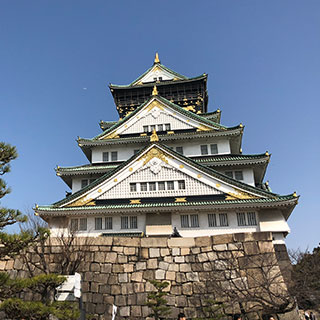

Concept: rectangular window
[[210, 144, 218, 154], [79, 218, 87, 231], [167, 181, 174, 190], [134, 149, 140, 155], [140, 182, 147, 191], [158, 181, 165, 191], [130, 216, 138, 229], [150, 125, 156, 131], [81, 179, 88, 188], [102, 152, 109, 162], [165, 123, 171, 131], [225, 171, 233, 178], [176, 146, 184, 155], [237, 212, 247, 226], [178, 180, 185, 190], [143, 126, 149, 133], [130, 183, 137, 192], [190, 214, 199, 227], [70, 219, 78, 232], [181, 215, 189, 228], [111, 151, 118, 161], [149, 182, 156, 191], [247, 212, 257, 226], [95, 217, 102, 230], [159, 77, 163, 81], [157, 124, 163, 131], [105, 217, 113, 230], [219, 213, 228, 227], [200, 145, 208, 155], [235, 171, 244, 180], [208, 214, 217, 227], [153, 77, 157, 81], [121, 216, 129, 229]]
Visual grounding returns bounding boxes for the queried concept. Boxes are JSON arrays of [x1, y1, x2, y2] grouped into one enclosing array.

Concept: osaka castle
[[35, 53, 298, 244]]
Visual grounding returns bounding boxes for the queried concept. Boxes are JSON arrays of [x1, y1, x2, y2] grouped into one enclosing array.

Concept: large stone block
[[131, 271, 143, 282], [166, 271, 176, 281], [134, 282, 145, 293], [123, 263, 134, 273], [105, 252, 117, 263], [147, 259, 158, 269], [176, 295, 187, 307], [212, 233, 234, 245], [180, 263, 192, 272], [110, 285, 121, 295], [136, 261, 147, 271], [94, 252, 105, 263], [101, 263, 112, 273], [243, 242, 260, 255], [124, 247, 136, 255], [118, 273, 128, 283], [195, 236, 211, 247], [95, 303, 106, 315], [119, 306, 130, 317], [131, 305, 142, 317], [258, 241, 274, 253], [141, 237, 167, 248], [149, 248, 160, 258], [160, 248, 170, 256], [121, 283, 134, 295], [174, 256, 185, 263], [112, 264, 124, 273], [113, 236, 140, 247], [168, 237, 195, 248], [197, 252, 209, 262], [186, 272, 199, 282], [155, 269, 165, 280], [91, 263, 100, 272], [117, 255, 128, 263]]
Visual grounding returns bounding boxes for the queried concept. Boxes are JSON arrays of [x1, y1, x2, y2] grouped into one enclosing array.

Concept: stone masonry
[[0, 232, 296, 320]]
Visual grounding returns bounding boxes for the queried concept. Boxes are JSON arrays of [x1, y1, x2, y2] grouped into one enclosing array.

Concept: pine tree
[[0, 142, 80, 320]]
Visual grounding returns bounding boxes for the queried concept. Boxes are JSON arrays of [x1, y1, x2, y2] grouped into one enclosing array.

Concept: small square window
[[149, 182, 156, 191], [178, 180, 185, 190], [79, 218, 87, 231], [95, 217, 102, 230], [219, 213, 228, 227], [210, 144, 218, 154], [158, 181, 165, 190], [121, 216, 129, 229], [167, 181, 174, 190], [159, 77, 162, 81], [190, 214, 199, 227], [130, 183, 137, 192], [153, 77, 157, 81], [237, 212, 247, 226], [235, 171, 243, 180], [130, 216, 138, 229], [81, 179, 88, 188], [102, 152, 109, 162], [208, 214, 217, 227], [225, 171, 233, 178], [70, 219, 78, 232], [140, 182, 147, 191], [157, 124, 163, 131], [165, 123, 171, 131], [176, 146, 183, 155], [181, 215, 189, 228], [143, 126, 149, 133], [150, 125, 156, 132], [105, 217, 113, 230], [111, 151, 118, 161], [247, 212, 257, 226], [200, 145, 208, 155]]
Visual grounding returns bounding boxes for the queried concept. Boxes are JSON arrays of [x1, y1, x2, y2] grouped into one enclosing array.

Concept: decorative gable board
[[99, 98, 216, 140], [97, 166, 223, 200], [134, 65, 183, 85], [62, 145, 266, 208]]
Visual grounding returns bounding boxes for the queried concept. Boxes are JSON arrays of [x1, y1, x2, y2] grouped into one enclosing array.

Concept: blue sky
[[1, 1, 319, 250]]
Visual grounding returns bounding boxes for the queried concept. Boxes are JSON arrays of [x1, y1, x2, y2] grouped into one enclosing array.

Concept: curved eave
[[201, 110, 221, 123], [78, 127, 244, 147], [109, 71, 204, 89], [36, 195, 299, 217]]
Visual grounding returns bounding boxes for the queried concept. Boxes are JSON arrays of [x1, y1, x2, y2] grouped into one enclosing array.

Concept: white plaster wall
[[214, 168, 255, 186], [259, 209, 290, 233], [139, 67, 175, 83], [166, 138, 230, 157], [49, 214, 146, 237], [91, 144, 145, 164], [171, 211, 259, 237], [72, 175, 101, 193]]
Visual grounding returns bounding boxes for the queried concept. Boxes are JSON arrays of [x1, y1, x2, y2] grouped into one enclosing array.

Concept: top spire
[[154, 52, 160, 64]]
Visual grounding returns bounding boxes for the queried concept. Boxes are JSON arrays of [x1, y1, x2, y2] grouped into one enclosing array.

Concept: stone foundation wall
[[0, 232, 296, 320]]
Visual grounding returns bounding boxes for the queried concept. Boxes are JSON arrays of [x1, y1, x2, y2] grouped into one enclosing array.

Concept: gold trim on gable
[[102, 132, 119, 140], [67, 197, 94, 207], [175, 197, 187, 203], [138, 147, 170, 166], [130, 199, 141, 204], [146, 100, 164, 112], [226, 189, 259, 200], [196, 125, 212, 132]]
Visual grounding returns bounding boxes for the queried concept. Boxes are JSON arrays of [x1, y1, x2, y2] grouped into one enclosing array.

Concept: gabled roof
[[38, 142, 296, 212], [90, 95, 234, 141], [109, 54, 198, 88]]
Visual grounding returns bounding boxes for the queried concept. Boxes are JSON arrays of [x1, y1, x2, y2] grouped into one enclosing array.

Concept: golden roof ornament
[[150, 129, 159, 142], [154, 52, 160, 63], [152, 85, 158, 96]]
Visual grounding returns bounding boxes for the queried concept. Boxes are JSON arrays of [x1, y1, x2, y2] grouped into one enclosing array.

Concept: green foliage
[[146, 280, 171, 320], [291, 244, 320, 311], [0, 142, 80, 319], [0, 298, 80, 320]]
